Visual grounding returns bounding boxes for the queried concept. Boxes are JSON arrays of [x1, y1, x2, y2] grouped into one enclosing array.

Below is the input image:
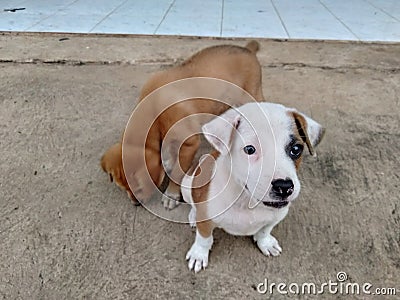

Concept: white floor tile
[[222, 0, 288, 38], [155, 0, 222, 36], [12, 0, 76, 14], [91, 0, 172, 34], [272, 0, 357, 40], [365, 0, 400, 21], [92, 14, 161, 34], [57, 0, 126, 15], [0, 12, 48, 31], [108, 0, 173, 16], [0, 0, 27, 8], [27, 14, 106, 33], [321, 0, 400, 41], [1, 0, 399, 41], [156, 16, 221, 37]]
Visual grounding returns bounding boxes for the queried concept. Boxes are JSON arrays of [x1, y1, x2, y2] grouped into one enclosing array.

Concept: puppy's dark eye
[[289, 144, 303, 159], [243, 145, 256, 155]]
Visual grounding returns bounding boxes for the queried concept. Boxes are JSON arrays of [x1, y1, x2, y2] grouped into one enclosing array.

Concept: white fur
[[181, 168, 197, 227], [186, 231, 213, 273], [183, 102, 323, 273]]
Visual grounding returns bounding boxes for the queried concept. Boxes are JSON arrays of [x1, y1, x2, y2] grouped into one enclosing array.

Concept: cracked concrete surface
[[0, 34, 399, 299]]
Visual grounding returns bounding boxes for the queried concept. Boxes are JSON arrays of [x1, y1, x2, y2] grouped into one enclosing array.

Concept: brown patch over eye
[[286, 136, 304, 169], [290, 111, 315, 156]]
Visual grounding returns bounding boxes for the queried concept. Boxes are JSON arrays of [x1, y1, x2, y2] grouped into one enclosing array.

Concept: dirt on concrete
[[0, 34, 399, 299]]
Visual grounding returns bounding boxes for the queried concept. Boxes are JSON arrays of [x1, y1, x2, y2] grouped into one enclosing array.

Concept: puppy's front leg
[[186, 219, 214, 273], [186, 230, 213, 273], [254, 225, 282, 257], [253, 211, 288, 257], [162, 135, 200, 210], [162, 181, 182, 209]]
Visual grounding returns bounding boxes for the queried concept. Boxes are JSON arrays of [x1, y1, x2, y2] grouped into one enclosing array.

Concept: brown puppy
[[101, 41, 265, 207]]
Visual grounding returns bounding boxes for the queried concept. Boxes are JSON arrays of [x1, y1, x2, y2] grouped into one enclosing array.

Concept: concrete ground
[[0, 34, 399, 299]]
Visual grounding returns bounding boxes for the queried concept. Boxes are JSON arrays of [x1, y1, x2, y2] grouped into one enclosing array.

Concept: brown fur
[[290, 111, 312, 170], [191, 151, 220, 238], [101, 41, 264, 203], [291, 111, 314, 155]]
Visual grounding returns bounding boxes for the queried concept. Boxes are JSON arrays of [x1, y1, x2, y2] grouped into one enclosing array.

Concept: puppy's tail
[[245, 40, 260, 54]]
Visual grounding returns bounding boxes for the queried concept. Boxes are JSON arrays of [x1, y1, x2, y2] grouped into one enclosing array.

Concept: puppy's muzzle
[[270, 178, 294, 200]]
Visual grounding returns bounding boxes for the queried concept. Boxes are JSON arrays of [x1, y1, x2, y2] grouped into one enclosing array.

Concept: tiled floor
[[1, 0, 399, 41]]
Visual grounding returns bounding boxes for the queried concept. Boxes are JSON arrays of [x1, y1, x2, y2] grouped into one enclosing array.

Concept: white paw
[[161, 192, 181, 210], [188, 208, 196, 228], [255, 234, 282, 257], [186, 244, 209, 273]]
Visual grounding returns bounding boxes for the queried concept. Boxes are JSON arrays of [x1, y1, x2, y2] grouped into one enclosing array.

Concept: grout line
[[89, 0, 129, 33], [154, 0, 176, 34], [318, 0, 361, 41], [363, 0, 400, 22], [220, 0, 224, 37], [23, 0, 80, 31], [270, 0, 290, 38]]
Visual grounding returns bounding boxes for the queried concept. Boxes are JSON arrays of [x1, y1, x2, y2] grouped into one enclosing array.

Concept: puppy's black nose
[[271, 178, 294, 200]]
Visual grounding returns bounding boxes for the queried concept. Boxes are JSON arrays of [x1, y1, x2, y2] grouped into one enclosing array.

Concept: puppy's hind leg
[[100, 143, 139, 205]]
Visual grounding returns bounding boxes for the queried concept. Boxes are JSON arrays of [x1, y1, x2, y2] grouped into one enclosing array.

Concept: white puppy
[[181, 102, 324, 273]]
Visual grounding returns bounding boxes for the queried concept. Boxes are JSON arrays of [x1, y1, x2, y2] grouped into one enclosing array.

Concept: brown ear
[[202, 108, 241, 155], [292, 111, 325, 156]]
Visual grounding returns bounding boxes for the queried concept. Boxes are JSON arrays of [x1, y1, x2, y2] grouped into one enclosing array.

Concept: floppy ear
[[202, 108, 241, 155], [292, 111, 325, 157]]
